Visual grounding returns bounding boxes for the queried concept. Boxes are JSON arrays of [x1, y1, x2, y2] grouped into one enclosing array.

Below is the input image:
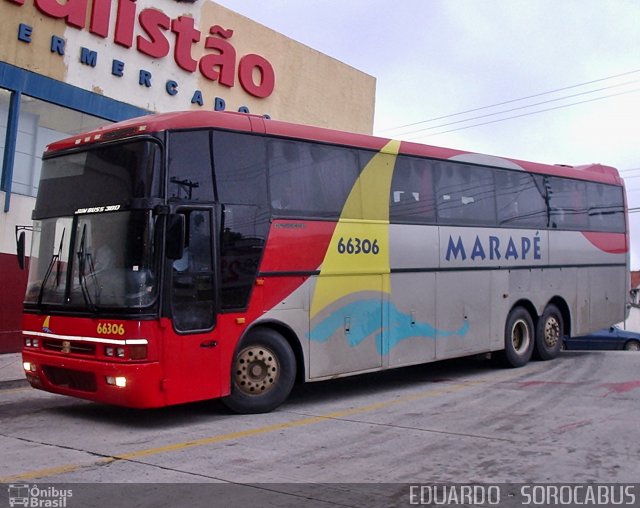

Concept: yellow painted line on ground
[[1, 463, 90, 482], [0, 386, 31, 395], [114, 380, 482, 461], [0, 379, 484, 483]]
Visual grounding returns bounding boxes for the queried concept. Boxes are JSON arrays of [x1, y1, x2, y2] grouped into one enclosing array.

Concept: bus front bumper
[[22, 351, 166, 408]]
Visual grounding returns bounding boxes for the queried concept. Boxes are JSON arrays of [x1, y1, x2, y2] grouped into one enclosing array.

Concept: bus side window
[[220, 204, 267, 310], [171, 210, 215, 332], [390, 156, 435, 223], [435, 162, 496, 226], [548, 177, 588, 230], [587, 182, 625, 233], [268, 139, 361, 218], [167, 130, 214, 202], [495, 170, 547, 228]]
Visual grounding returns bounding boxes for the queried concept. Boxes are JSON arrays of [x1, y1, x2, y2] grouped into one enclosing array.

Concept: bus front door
[[164, 207, 222, 404]]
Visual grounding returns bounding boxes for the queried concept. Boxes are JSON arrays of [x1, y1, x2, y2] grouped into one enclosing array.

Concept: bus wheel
[[534, 304, 563, 360], [501, 307, 534, 367], [222, 328, 296, 414]]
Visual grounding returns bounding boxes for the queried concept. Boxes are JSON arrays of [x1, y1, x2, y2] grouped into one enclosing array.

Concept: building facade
[[0, 0, 376, 352]]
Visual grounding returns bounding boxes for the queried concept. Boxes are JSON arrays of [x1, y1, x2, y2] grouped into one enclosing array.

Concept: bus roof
[[47, 110, 623, 186]]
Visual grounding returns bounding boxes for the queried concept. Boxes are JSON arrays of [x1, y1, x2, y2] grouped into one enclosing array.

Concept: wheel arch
[[510, 299, 538, 328], [241, 320, 306, 384], [545, 296, 572, 338]]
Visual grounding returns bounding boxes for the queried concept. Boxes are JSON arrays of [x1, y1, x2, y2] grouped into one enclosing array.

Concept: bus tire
[[534, 304, 563, 360], [500, 307, 534, 367], [222, 328, 296, 414]]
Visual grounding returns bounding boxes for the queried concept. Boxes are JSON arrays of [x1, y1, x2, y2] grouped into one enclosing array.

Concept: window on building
[[0, 92, 111, 197], [0, 89, 10, 166]]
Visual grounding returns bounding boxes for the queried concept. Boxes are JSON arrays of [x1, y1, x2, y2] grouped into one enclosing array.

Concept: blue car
[[564, 326, 640, 351]]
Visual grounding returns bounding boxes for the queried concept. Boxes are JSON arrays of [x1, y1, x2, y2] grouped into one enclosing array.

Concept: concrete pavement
[[0, 352, 23, 383]]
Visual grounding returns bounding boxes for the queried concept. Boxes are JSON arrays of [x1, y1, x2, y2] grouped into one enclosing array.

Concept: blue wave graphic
[[310, 299, 469, 355]]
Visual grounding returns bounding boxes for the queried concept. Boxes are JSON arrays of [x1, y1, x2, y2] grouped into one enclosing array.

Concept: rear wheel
[[534, 304, 563, 360], [624, 340, 640, 351], [222, 328, 296, 414], [500, 307, 535, 367]]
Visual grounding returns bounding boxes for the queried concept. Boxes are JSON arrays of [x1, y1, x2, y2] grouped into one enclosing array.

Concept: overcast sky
[[215, 0, 640, 268]]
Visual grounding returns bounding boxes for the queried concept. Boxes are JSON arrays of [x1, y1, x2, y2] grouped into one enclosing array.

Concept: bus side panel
[[434, 271, 488, 359], [576, 267, 591, 335], [589, 266, 627, 332], [387, 224, 438, 368], [548, 230, 627, 335], [255, 275, 312, 376], [490, 269, 511, 351], [387, 272, 437, 367], [308, 276, 383, 378]]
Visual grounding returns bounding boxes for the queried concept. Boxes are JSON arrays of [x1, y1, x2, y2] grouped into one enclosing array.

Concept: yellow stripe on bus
[[310, 139, 400, 318]]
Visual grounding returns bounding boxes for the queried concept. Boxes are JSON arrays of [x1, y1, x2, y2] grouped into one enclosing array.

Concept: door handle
[[200, 340, 218, 348]]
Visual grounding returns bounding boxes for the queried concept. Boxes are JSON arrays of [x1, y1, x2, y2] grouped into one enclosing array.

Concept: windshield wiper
[[37, 228, 65, 306], [76, 224, 98, 312]]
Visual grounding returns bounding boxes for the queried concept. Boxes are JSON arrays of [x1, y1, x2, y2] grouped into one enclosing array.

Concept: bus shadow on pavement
[[45, 356, 494, 427], [284, 355, 494, 408]]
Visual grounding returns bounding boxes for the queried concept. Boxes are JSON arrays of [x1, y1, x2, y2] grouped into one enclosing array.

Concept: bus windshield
[[24, 139, 162, 312], [25, 210, 157, 310]]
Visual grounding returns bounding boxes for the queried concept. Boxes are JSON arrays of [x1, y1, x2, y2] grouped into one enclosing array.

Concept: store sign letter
[[9, 0, 276, 98]]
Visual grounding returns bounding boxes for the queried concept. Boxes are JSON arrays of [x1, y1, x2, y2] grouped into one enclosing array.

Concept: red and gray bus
[[18, 111, 629, 413]]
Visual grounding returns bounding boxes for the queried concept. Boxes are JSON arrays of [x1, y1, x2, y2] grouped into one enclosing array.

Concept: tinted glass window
[[168, 130, 214, 201], [36, 140, 161, 218], [435, 162, 496, 225], [548, 177, 588, 229], [587, 183, 625, 232], [268, 139, 361, 217], [213, 131, 268, 207], [390, 156, 436, 223], [171, 209, 215, 331], [496, 170, 548, 228], [212, 131, 269, 309], [220, 204, 268, 310]]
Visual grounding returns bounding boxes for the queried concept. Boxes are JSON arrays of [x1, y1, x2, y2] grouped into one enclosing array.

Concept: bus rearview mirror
[[16, 230, 26, 270]]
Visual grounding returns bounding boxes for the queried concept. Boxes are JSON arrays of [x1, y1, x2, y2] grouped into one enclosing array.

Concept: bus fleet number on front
[[97, 322, 125, 336], [337, 237, 380, 255]]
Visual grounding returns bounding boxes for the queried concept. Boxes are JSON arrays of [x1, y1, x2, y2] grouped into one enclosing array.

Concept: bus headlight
[[106, 376, 127, 388]]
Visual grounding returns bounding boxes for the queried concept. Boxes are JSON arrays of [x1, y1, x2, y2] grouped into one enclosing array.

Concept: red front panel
[[21, 314, 229, 408]]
